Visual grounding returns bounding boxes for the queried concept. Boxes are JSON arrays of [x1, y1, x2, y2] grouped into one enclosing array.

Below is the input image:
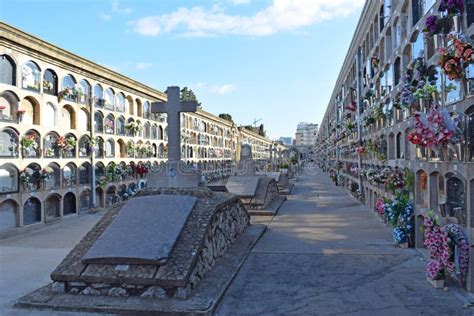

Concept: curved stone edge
[[13, 224, 266, 315]]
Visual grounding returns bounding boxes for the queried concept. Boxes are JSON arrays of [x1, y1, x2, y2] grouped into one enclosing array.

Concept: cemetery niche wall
[[314, 0, 474, 292]]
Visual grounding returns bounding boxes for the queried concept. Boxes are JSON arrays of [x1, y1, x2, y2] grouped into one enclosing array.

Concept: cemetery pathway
[[216, 170, 472, 315]]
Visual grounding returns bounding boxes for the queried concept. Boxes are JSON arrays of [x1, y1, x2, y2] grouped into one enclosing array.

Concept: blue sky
[[0, 0, 364, 139]]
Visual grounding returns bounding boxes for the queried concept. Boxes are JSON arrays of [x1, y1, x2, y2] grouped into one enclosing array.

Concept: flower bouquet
[[355, 146, 367, 155], [439, 0, 465, 16], [408, 107, 462, 148], [40, 167, 54, 181], [371, 54, 380, 69], [346, 101, 357, 112], [437, 33, 473, 81]]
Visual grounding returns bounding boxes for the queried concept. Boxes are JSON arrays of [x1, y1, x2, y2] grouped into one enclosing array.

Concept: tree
[[218, 113, 233, 123], [180, 87, 202, 108], [258, 123, 266, 137], [243, 125, 253, 131]]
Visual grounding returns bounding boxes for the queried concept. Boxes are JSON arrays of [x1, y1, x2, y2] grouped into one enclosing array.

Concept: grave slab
[[82, 195, 197, 265], [226, 176, 260, 198]]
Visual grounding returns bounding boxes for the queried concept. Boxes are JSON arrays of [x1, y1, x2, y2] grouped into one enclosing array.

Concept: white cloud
[[211, 84, 236, 95], [112, 0, 132, 14], [131, 0, 364, 37], [98, 13, 112, 21], [231, 0, 251, 5], [135, 62, 153, 70], [191, 82, 236, 95]]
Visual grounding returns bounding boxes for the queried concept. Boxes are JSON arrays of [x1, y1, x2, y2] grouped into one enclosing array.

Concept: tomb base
[[16, 188, 265, 315]]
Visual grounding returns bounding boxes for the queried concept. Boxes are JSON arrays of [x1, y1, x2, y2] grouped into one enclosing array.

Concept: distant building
[[294, 122, 318, 146], [278, 137, 293, 146]]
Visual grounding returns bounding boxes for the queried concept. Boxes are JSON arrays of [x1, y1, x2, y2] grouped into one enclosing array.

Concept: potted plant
[[16, 109, 26, 122], [21, 135, 37, 157]]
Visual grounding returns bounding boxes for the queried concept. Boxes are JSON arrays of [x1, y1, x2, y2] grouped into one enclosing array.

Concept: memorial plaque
[[226, 176, 260, 197], [82, 195, 197, 265]]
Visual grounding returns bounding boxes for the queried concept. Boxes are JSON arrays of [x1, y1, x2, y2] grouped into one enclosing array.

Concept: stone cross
[[148, 86, 200, 187], [152, 86, 197, 163]]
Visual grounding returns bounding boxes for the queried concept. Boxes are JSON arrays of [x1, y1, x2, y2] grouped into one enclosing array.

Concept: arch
[[95, 187, 105, 208], [79, 162, 91, 185], [43, 68, 58, 95], [63, 162, 77, 187], [135, 98, 142, 117], [79, 189, 92, 212], [94, 136, 104, 158], [105, 138, 115, 158], [152, 124, 158, 139], [143, 101, 150, 119], [0, 54, 16, 86], [0, 90, 19, 121], [44, 194, 61, 222], [0, 163, 18, 193], [78, 135, 91, 157], [22, 162, 41, 191], [158, 125, 164, 140], [116, 116, 125, 135], [0, 127, 19, 158], [44, 162, 61, 189], [78, 79, 91, 104], [115, 92, 125, 112], [93, 84, 104, 107], [43, 131, 60, 158], [446, 176, 466, 225], [77, 108, 90, 131], [23, 197, 41, 225], [144, 121, 151, 138], [396, 132, 402, 159], [104, 113, 115, 134], [21, 129, 41, 158], [117, 139, 126, 158], [0, 199, 18, 230], [94, 111, 104, 133], [62, 133, 77, 158], [61, 104, 76, 129], [21, 61, 41, 92], [416, 169, 428, 207], [127, 96, 134, 115], [63, 192, 76, 216], [127, 140, 135, 158], [95, 161, 105, 179], [104, 87, 115, 109], [106, 185, 118, 206], [61, 74, 77, 101], [20, 96, 40, 125]]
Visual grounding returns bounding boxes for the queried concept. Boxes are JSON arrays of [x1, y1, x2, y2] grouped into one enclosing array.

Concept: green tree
[[258, 123, 266, 137], [180, 87, 202, 108], [218, 113, 233, 123]]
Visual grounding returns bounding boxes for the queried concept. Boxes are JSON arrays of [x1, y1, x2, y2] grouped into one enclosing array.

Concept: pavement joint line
[[250, 251, 413, 256]]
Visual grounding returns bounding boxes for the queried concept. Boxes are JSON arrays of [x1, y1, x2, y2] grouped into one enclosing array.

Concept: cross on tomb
[[152, 86, 197, 163], [148, 86, 200, 187]]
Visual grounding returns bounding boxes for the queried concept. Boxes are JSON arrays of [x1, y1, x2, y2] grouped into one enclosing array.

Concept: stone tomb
[[45, 189, 250, 300], [256, 171, 293, 195], [224, 144, 286, 216]]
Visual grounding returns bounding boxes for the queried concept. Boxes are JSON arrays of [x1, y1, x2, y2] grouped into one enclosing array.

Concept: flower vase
[[427, 278, 445, 289], [431, 92, 438, 104], [453, 15, 460, 33], [433, 35, 440, 50], [17, 112, 23, 123], [399, 242, 409, 249]]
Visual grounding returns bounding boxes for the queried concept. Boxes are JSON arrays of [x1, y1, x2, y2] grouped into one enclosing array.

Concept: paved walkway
[[216, 171, 472, 315]]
